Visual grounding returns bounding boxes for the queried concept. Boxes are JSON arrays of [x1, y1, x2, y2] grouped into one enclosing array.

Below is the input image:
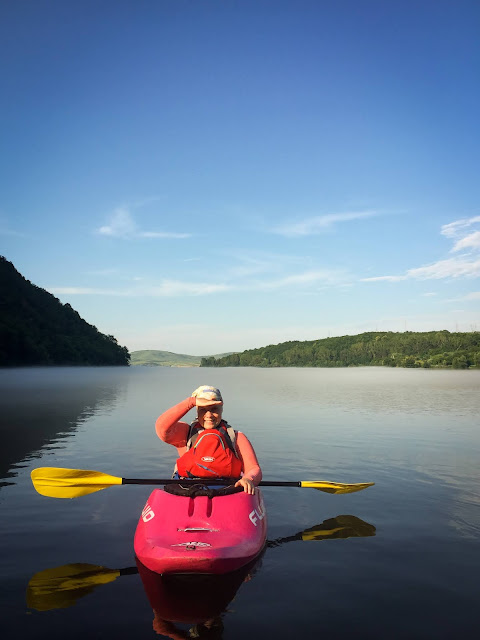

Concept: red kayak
[[134, 487, 267, 574]]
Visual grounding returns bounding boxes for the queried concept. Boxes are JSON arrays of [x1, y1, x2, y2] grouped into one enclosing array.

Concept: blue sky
[[1, 0, 479, 355]]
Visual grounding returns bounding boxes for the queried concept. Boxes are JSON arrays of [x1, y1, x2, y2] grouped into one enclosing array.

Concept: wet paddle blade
[[26, 564, 121, 611], [300, 480, 375, 494], [31, 467, 122, 499]]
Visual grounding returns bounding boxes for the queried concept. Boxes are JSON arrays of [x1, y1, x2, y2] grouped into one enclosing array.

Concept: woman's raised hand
[[194, 397, 223, 407]]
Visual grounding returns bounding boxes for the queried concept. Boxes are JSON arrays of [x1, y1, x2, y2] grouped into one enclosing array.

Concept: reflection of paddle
[[26, 515, 375, 611], [26, 564, 138, 611], [31, 467, 374, 499], [266, 514, 376, 547]]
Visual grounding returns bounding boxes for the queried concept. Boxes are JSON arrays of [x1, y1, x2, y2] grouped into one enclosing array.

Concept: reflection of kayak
[[137, 554, 262, 624], [134, 487, 267, 574]]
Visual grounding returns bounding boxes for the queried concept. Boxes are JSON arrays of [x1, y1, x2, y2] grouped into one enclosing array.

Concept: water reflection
[[139, 557, 260, 638], [0, 367, 128, 485], [26, 513, 376, 635]]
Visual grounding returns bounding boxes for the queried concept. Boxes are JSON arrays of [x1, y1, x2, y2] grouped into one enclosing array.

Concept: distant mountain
[[0, 256, 130, 366], [201, 331, 480, 369], [130, 350, 234, 367]]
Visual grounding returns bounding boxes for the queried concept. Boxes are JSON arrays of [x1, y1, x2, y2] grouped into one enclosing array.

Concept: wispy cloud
[[452, 231, 480, 252], [48, 281, 231, 297], [253, 269, 347, 290], [364, 216, 480, 283], [363, 257, 480, 282], [149, 281, 231, 296], [441, 215, 480, 239], [49, 287, 127, 296], [271, 210, 379, 237], [0, 218, 26, 237], [85, 268, 119, 276], [226, 249, 308, 278], [97, 206, 191, 239], [441, 215, 480, 252], [48, 267, 348, 299], [451, 291, 480, 302]]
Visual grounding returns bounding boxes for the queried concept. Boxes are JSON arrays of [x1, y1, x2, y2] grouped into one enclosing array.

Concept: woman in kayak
[[155, 385, 262, 494]]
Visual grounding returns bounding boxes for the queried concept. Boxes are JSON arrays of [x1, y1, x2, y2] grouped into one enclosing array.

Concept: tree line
[[0, 256, 130, 366], [201, 331, 480, 369]]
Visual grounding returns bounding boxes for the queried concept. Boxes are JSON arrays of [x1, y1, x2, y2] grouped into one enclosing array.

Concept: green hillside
[[201, 331, 480, 369], [0, 256, 130, 366], [131, 350, 233, 366]]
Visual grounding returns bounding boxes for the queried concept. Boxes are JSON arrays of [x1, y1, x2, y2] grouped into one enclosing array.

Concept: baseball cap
[[191, 385, 223, 402]]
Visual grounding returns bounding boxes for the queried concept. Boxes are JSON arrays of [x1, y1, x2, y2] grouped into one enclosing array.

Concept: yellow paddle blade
[[300, 515, 376, 541], [300, 480, 374, 494], [26, 564, 120, 611], [31, 467, 122, 499]]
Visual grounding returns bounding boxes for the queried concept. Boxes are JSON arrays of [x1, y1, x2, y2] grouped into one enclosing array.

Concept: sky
[[1, 0, 480, 355]]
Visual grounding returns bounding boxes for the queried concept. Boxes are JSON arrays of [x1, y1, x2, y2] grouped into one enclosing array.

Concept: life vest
[[176, 421, 243, 479]]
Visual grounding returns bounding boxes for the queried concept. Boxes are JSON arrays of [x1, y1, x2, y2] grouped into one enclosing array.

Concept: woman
[[155, 385, 262, 494]]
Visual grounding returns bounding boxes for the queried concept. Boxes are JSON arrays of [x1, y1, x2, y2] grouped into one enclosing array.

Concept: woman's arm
[[155, 397, 196, 448], [235, 432, 262, 490]]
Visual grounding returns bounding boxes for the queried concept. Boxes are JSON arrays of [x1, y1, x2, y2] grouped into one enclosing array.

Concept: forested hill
[[201, 331, 480, 369], [0, 256, 130, 366], [130, 350, 234, 366]]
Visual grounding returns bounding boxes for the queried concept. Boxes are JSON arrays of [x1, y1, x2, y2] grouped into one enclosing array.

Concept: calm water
[[1, 366, 479, 639]]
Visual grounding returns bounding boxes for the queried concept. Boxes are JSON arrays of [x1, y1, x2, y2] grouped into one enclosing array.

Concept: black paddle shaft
[[121, 478, 302, 487]]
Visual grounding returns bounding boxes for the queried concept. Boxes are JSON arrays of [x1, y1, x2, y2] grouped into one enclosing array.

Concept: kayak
[[134, 487, 267, 574]]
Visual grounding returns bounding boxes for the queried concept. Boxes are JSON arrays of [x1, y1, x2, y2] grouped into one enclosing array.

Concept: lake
[[1, 366, 479, 639]]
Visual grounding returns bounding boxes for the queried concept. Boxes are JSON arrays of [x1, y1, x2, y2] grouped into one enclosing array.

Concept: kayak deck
[[134, 488, 267, 575]]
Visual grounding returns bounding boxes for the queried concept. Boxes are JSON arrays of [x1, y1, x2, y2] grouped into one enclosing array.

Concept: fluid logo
[[249, 501, 266, 526], [142, 503, 155, 522]]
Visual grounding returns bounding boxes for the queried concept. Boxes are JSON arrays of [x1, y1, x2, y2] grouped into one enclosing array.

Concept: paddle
[[31, 467, 374, 499], [26, 515, 376, 611]]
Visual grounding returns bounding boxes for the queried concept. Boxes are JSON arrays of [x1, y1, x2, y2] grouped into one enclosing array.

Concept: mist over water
[[1, 366, 479, 639]]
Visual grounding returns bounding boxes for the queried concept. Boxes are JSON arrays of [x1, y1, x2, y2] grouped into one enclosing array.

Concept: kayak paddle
[[31, 467, 374, 499]]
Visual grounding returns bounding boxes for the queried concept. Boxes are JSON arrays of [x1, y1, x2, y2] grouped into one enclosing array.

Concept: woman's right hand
[[194, 397, 223, 407]]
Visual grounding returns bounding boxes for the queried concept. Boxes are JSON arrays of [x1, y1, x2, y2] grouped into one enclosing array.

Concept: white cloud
[[441, 215, 480, 239], [226, 249, 307, 278], [138, 231, 190, 239], [362, 274, 407, 282], [49, 287, 127, 295], [363, 257, 480, 282], [48, 267, 348, 299], [271, 210, 379, 237], [48, 282, 230, 297], [454, 291, 480, 301], [149, 280, 232, 296], [97, 206, 191, 239], [452, 231, 480, 252], [407, 257, 480, 279], [256, 269, 347, 289], [364, 216, 480, 283], [98, 207, 136, 237]]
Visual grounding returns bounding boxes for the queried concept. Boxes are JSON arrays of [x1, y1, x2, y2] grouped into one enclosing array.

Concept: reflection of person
[[155, 385, 262, 494], [153, 613, 224, 638]]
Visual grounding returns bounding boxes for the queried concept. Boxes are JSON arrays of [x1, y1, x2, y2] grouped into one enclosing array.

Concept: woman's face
[[197, 405, 223, 429]]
